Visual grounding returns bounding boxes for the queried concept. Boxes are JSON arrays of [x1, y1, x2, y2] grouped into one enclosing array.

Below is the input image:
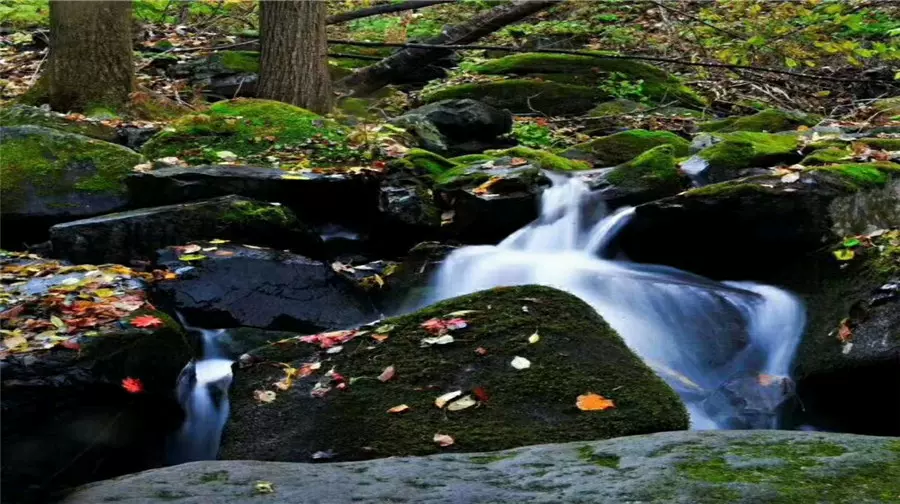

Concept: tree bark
[[48, 1, 134, 112], [337, 0, 561, 96], [258, 0, 331, 114]]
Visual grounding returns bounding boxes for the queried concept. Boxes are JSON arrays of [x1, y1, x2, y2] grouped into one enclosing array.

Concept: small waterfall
[[169, 328, 233, 463], [427, 175, 806, 429]]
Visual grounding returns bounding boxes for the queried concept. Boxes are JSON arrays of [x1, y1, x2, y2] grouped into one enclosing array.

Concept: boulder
[[421, 79, 603, 116], [0, 104, 118, 142], [391, 99, 513, 155], [125, 165, 381, 226], [699, 109, 821, 133], [140, 98, 357, 166], [219, 285, 687, 463], [49, 195, 322, 265], [154, 242, 378, 332], [585, 144, 691, 207], [378, 181, 441, 230], [0, 126, 143, 245], [64, 430, 900, 503], [689, 131, 803, 183], [469, 53, 705, 108], [0, 252, 191, 504], [562, 129, 691, 167]]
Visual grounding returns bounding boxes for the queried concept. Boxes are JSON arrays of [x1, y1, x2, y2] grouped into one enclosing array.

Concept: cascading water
[[169, 327, 233, 463], [427, 174, 806, 429]]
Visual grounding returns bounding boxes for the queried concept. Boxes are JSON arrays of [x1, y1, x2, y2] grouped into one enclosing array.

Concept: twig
[[327, 0, 456, 25], [326, 39, 897, 83], [328, 53, 384, 61], [29, 49, 48, 86]]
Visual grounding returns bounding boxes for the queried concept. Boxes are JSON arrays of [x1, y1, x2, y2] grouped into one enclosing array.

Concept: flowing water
[[169, 328, 233, 463], [427, 174, 806, 429]]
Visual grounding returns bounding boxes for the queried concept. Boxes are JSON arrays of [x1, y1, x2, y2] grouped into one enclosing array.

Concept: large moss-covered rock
[[699, 109, 821, 133], [421, 79, 602, 116], [49, 195, 323, 264], [0, 104, 119, 142], [0, 126, 143, 245], [801, 146, 851, 165], [563, 129, 690, 167], [391, 99, 513, 155], [695, 131, 802, 183], [0, 252, 192, 504], [63, 431, 900, 504], [220, 285, 688, 462], [471, 53, 704, 108], [141, 98, 354, 165], [485, 146, 590, 171], [592, 145, 689, 206]]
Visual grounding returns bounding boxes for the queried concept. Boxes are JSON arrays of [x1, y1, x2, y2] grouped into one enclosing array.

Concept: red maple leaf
[[60, 339, 81, 351], [121, 377, 144, 394], [130, 315, 163, 329]]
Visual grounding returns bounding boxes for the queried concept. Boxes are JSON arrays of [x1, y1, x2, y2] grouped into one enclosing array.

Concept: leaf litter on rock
[[576, 392, 615, 411]]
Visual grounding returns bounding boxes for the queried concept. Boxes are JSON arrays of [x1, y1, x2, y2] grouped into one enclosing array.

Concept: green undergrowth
[[140, 98, 360, 166], [221, 286, 688, 462]]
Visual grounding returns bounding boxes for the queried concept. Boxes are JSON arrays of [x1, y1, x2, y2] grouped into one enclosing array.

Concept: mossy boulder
[[801, 146, 851, 166], [563, 129, 690, 167], [0, 126, 143, 244], [49, 195, 323, 265], [220, 285, 688, 462], [485, 146, 590, 171], [395, 148, 460, 176], [391, 99, 513, 155], [696, 131, 802, 183], [699, 109, 821, 133], [471, 53, 705, 108], [0, 104, 119, 142], [596, 145, 689, 205], [140, 98, 354, 166], [421, 79, 602, 116], [858, 137, 900, 151]]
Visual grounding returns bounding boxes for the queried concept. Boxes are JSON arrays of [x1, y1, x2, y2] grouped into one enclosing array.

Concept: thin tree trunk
[[258, 0, 331, 114], [337, 0, 561, 96], [48, 1, 134, 112]]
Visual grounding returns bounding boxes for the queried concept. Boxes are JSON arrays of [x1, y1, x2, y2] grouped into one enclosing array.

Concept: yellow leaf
[[255, 481, 275, 494], [434, 390, 462, 409], [833, 249, 854, 261], [50, 316, 66, 329], [473, 177, 503, 195], [528, 332, 540, 344], [208, 239, 230, 244], [93, 289, 116, 298], [3, 334, 27, 349], [576, 392, 615, 411]]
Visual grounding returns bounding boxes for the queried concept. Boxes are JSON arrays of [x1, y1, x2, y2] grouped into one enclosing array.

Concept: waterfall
[[427, 174, 806, 429], [169, 328, 233, 463]]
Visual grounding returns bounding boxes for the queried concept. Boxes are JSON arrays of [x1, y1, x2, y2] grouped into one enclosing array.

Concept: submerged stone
[[219, 285, 688, 463]]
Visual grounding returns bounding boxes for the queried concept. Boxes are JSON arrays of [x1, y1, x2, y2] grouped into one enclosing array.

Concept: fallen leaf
[[254, 390, 277, 403], [326, 345, 344, 354], [255, 481, 274, 494], [433, 433, 455, 447], [781, 172, 800, 183], [281, 173, 310, 180], [216, 150, 238, 161], [510, 356, 531, 370], [833, 249, 855, 261], [472, 176, 503, 195], [214, 250, 235, 257], [446, 395, 477, 411], [473, 386, 489, 402], [378, 365, 396, 382], [131, 315, 164, 329], [576, 392, 615, 411], [122, 377, 144, 394], [435, 390, 462, 409], [528, 332, 540, 344], [838, 318, 853, 343], [371, 334, 389, 343], [50, 315, 66, 330], [374, 324, 395, 333], [509, 157, 529, 167], [60, 338, 80, 351], [387, 404, 410, 414], [208, 239, 230, 244], [444, 310, 478, 317], [180, 244, 202, 254], [93, 288, 116, 298], [421, 335, 454, 347], [842, 238, 861, 248], [178, 254, 207, 262], [475, 346, 488, 356]]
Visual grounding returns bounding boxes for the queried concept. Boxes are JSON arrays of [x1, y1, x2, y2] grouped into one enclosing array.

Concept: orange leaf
[[371, 334, 389, 343], [122, 377, 144, 394], [131, 315, 164, 329], [472, 177, 503, 195], [576, 392, 615, 411], [387, 404, 410, 414]]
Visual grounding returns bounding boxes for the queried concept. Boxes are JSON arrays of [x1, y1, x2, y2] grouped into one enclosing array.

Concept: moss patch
[[565, 129, 690, 167], [485, 146, 591, 171], [399, 149, 460, 176], [0, 104, 119, 142], [221, 285, 688, 463], [449, 154, 497, 165], [858, 138, 900, 151], [589, 99, 648, 117], [812, 162, 900, 189], [576, 446, 620, 469], [471, 53, 704, 107], [421, 79, 601, 116], [0, 126, 142, 213], [699, 109, 821, 133], [140, 98, 357, 166], [801, 147, 850, 166], [698, 131, 801, 179], [607, 144, 686, 194], [221, 200, 293, 226]]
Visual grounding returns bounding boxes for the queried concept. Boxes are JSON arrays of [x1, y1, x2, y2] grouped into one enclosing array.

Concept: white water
[[428, 174, 806, 428], [169, 328, 233, 463]]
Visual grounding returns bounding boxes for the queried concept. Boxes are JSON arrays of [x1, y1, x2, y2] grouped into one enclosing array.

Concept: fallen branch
[[327, 39, 897, 83], [327, 0, 455, 25]]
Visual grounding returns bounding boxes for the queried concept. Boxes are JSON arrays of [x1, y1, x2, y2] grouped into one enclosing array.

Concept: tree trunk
[[337, 0, 561, 96], [48, 1, 134, 112], [258, 0, 331, 114]]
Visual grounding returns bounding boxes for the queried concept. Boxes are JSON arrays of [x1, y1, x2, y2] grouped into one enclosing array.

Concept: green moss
[[699, 109, 821, 133], [198, 471, 229, 484], [589, 99, 648, 117], [221, 200, 292, 226], [576, 446, 620, 469], [402, 149, 460, 175], [485, 146, 591, 171], [470, 53, 704, 107], [858, 138, 900, 151], [449, 154, 497, 165], [0, 104, 119, 142], [812, 162, 900, 188], [801, 147, 850, 166], [683, 180, 776, 198], [606, 145, 685, 194], [566, 129, 690, 166], [470, 452, 519, 464], [698, 132, 800, 173], [141, 98, 354, 166], [0, 126, 142, 212], [222, 286, 688, 462], [421, 80, 601, 116], [217, 50, 259, 73]]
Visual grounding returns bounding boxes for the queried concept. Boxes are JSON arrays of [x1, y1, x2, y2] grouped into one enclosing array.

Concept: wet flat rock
[[63, 430, 900, 504], [154, 243, 378, 332]]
